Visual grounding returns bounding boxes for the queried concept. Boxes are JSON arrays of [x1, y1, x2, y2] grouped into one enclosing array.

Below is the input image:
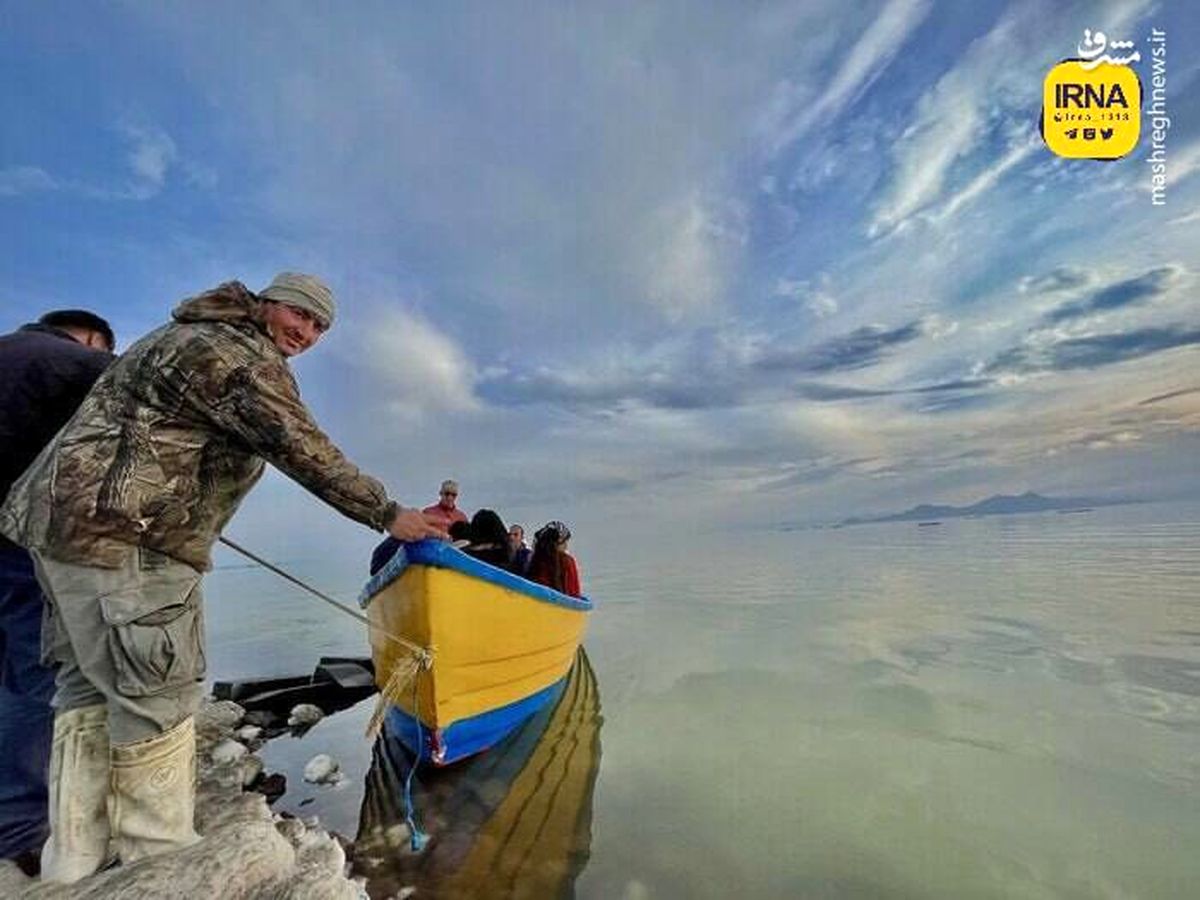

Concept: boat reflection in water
[[353, 647, 602, 899]]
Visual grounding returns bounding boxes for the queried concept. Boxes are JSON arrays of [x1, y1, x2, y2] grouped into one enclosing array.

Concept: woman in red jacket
[[526, 521, 581, 597]]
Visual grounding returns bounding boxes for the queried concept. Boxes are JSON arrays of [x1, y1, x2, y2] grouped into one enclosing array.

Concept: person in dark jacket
[[464, 509, 512, 569], [0, 310, 114, 877], [508, 523, 532, 575]]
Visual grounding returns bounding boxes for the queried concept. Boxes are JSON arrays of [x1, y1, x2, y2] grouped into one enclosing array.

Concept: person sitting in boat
[[508, 523, 532, 575], [527, 521, 582, 597], [369, 516, 473, 576], [463, 509, 512, 569], [422, 479, 469, 532]]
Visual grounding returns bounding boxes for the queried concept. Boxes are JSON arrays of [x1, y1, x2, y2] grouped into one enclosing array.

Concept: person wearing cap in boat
[[527, 521, 582, 598], [422, 479, 469, 532], [0, 272, 448, 883]]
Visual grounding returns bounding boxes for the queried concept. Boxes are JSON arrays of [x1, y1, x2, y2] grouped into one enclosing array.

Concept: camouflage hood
[[0, 282, 394, 570], [172, 281, 263, 328]]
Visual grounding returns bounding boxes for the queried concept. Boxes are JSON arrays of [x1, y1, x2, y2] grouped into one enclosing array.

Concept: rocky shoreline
[[0, 699, 371, 900]]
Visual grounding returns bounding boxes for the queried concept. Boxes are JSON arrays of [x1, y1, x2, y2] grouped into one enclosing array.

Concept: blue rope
[[403, 669, 429, 852]]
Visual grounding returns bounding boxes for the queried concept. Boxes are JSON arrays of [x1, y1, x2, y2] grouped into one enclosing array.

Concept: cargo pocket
[[99, 550, 206, 698]]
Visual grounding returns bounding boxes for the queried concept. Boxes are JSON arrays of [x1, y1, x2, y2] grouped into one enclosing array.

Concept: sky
[[2, 0, 1198, 562]]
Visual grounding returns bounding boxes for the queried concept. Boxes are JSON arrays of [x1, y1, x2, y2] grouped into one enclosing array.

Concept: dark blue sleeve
[[370, 536, 402, 575]]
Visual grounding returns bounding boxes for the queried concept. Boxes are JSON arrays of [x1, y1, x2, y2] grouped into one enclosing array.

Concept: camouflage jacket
[[0, 282, 395, 570]]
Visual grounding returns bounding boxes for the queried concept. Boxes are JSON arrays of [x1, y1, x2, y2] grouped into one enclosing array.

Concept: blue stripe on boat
[[358, 538, 594, 611], [385, 675, 569, 765]]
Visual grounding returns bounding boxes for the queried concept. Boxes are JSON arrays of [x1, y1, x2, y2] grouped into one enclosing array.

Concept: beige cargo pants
[[31, 547, 206, 744]]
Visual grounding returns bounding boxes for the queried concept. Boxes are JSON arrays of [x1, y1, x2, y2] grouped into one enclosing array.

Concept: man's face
[[262, 301, 327, 357], [508, 526, 524, 548], [439, 487, 458, 510]]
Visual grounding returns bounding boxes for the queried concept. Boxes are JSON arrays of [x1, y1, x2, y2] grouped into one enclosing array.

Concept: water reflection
[[353, 647, 602, 899]]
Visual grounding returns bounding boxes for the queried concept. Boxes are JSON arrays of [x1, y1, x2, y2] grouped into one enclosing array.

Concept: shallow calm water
[[207, 499, 1200, 899]]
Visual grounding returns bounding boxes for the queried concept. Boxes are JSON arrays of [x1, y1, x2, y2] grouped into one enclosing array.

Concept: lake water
[[206, 499, 1200, 899]]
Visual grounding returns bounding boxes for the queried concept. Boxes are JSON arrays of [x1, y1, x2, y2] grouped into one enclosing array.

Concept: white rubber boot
[[109, 716, 200, 863], [41, 704, 112, 883]]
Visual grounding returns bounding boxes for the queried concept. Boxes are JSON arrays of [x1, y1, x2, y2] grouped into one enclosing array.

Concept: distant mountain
[[835, 491, 1125, 527]]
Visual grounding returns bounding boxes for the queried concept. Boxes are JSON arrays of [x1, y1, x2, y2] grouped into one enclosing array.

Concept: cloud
[[1044, 265, 1183, 324], [756, 319, 925, 374], [642, 193, 744, 320], [921, 137, 1039, 226], [121, 123, 178, 199], [762, 0, 932, 156], [0, 166, 58, 196], [775, 276, 839, 318], [353, 309, 480, 416], [1020, 266, 1091, 294], [1167, 208, 1200, 227], [479, 317, 986, 414], [986, 325, 1200, 376], [0, 125, 185, 201], [1147, 138, 1200, 192], [1138, 386, 1200, 406], [866, 13, 1010, 237]]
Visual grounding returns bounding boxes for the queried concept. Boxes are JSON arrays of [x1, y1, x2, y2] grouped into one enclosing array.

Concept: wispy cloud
[[867, 11, 1015, 237], [762, 0, 932, 156], [0, 165, 58, 196], [774, 276, 839, 319], [122, 123, 178, 199], [1138, 386, 1200, 407], [987, 325, 1200, 376], [756, 320, 926, 374], [0, 123, 184, 201], [1044, 265, 1183, 324], [922, 137, 1039, 226], [1020, 266, 1091, 294]]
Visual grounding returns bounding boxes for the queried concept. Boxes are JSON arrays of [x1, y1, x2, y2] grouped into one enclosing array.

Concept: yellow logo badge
[[1042, 31, 1142, 160]]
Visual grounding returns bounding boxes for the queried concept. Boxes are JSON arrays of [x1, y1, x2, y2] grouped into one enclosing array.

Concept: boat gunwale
[[357, 539, 594, 613]]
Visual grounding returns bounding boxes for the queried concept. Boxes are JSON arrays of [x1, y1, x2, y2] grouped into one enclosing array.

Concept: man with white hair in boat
[[422, 478, 469, 531], [0, 272, 448, 883]]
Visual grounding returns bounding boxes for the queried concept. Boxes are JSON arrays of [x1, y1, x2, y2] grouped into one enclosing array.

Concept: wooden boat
[[359, 539, 592, 765], [354, 647, 602, 897]]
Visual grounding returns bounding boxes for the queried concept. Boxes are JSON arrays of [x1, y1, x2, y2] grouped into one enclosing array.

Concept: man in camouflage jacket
[[0, 273, 446, 882]]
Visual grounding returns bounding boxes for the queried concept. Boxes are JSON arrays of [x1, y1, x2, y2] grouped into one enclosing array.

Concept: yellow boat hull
[[361, 540, 591, 763]]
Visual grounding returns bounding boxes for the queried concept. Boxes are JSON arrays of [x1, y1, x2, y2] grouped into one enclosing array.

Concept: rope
[[404, 673, 430, 852], [217, 535, 431, 664]]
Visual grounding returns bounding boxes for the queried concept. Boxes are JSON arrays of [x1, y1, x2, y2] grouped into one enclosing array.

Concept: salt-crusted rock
[[288, 704, 325, 728], [237, 724, 264, 742], [210, 738, 250, 767], [255, 830, 364, 900], [241, 754, 265, 787], [197, 698, 245, 731], [303, 754, 341, 785], [275, 815, 309, 848], [195, 699, 246, 750]]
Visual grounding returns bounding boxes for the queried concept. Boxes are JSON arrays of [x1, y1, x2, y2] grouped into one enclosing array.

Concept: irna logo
[[1042, 30, 1141, 160]]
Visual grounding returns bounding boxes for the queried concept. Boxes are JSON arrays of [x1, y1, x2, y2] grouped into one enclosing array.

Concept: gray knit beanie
[[259, 272, 336, 328]]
